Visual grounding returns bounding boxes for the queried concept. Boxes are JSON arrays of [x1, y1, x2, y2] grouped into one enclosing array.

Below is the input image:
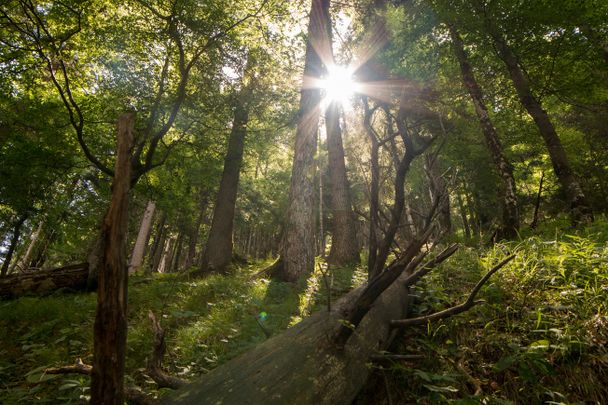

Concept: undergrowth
[[1, 220, 606, 404], [359, 218, 608, 404]]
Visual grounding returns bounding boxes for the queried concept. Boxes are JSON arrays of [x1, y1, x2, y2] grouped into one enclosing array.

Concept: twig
[[147, 311, 188, 389], [390, 254, 516, 327], [45, 358, 91, 375]]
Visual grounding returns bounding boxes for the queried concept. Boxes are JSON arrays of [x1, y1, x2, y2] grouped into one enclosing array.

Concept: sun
[[321, 64, 357, 105]]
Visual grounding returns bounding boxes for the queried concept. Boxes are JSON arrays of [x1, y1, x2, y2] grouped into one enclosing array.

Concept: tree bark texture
[[277, 0, 330, 282], [90, 113, 134, 405], [148, 212, 167, 273], [128, 201, 156, 274], [449, 25, 519, 238], [326, 101, 360, 265], [0, 263, 88, 299], [162, 260, 412, 405], [487, 23, 593, 224], [201, 88, 250, 274], [1, 214, 27, 277]]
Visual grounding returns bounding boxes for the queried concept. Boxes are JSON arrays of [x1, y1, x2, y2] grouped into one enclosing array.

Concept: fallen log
[[163, 247, 512, 404], [162, 261, 414, 404], [0, 263, 89, 299]]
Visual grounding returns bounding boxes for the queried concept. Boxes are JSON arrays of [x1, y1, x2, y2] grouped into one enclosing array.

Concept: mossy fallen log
[[0, 263, 89, 299], [162, 268, 412, 405]]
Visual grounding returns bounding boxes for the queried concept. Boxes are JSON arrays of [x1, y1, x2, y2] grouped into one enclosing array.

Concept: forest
[[0, 0, 607, 403]]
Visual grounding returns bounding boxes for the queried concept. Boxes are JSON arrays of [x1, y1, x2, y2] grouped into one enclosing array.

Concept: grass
[[1, 219, 606, 404], [361, 218, 608, 404]]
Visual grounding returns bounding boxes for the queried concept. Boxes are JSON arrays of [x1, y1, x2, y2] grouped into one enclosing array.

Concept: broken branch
[[390, 254, 516, 327]]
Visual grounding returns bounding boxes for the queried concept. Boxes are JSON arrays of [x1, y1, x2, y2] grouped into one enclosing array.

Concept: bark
[[0, 214, 27, 277], [318, 133, 326, 256], [530, 171, 545, 229], [128, 201, 156, 274], [276, 0, 329, 282], [157, 236, 174, 274], [201, 86, 250, 274], [448, 25, 518, 238], [90, 113, 134, 405], [326, 101, 360, 265], [0, 263, 88, 299], [487, 22, 593, 224]]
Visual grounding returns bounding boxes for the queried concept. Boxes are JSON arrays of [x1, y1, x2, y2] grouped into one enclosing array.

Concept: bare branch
[[391, 254, 516, 327]]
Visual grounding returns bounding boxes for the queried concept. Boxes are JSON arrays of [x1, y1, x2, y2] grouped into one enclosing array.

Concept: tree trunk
[[0, 214, 27, 277], [162, 259, 412, 405], [90, 113, 134, 405], [148, 212, 167, 273], [277, 0, 329, 282], [128, 201, 156, 274], [326, 101, 360, 265], [318, 132, 326, 256], [449, 24, 519, 238], [184, 193, 207, 269], [0, 263, 89, 299], [157, 236, 174, 274], [171, 231, 184, 273], [487, 22, 593, 224], [201, 85, 250, 274], [363, 99, 380, 277], [456, 191, 471, 239], [424, 154, 452, 235], [13, 218, 44, 272]]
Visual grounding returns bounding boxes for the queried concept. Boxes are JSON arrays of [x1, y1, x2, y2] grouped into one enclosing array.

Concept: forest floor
[[1, 219, 607, 404]]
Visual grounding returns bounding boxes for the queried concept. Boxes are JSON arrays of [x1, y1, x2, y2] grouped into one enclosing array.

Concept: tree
[[275, 0, 332, 281]]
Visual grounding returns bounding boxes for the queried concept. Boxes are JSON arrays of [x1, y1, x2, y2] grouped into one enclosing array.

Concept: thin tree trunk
[[456, 191, 471, 239], [530, 171, 545, 229], [14, 219, 44, 272], [201, 80, 252, 274], [90, 113, 134, 405], [171, 231, 184, 273], [277, 0, 329, 282], [0, 214, 27, 277], [486, 22, 593, 224], [157, 236, 174, 274], [185, 192, 208, 269], [424, 154, 451, 235], [128, 201, 156, 274], [317, 131, 325, 257], [363, 99, 380, 277], [448, 24, 518, 238], [148, 213, 167, 273], [326, 101, 360, 265]]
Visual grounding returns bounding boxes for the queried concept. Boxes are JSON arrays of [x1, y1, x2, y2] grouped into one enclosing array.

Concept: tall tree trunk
[[318, 135, 326, 256], [90, 113, 134, 405], [201, 85, 251, 274], [0, 214, 27, 277], [326, 101, 360, 265], [486, 22, 593, 224], [157, 236, 174, 274], [449, 25, 518, 238], [277, 0, 330, 282], [128, 200, 156, 274], [363, 99, 380, 278]]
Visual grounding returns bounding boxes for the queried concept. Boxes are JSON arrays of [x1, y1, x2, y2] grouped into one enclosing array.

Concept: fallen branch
[[401, 243, 459, 287], [390, 254, 516, 327], [44, 359, 152, 405], [370, 354, 425, 362], [45, 358, 92, 375], [147, 311, 188, 389]]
